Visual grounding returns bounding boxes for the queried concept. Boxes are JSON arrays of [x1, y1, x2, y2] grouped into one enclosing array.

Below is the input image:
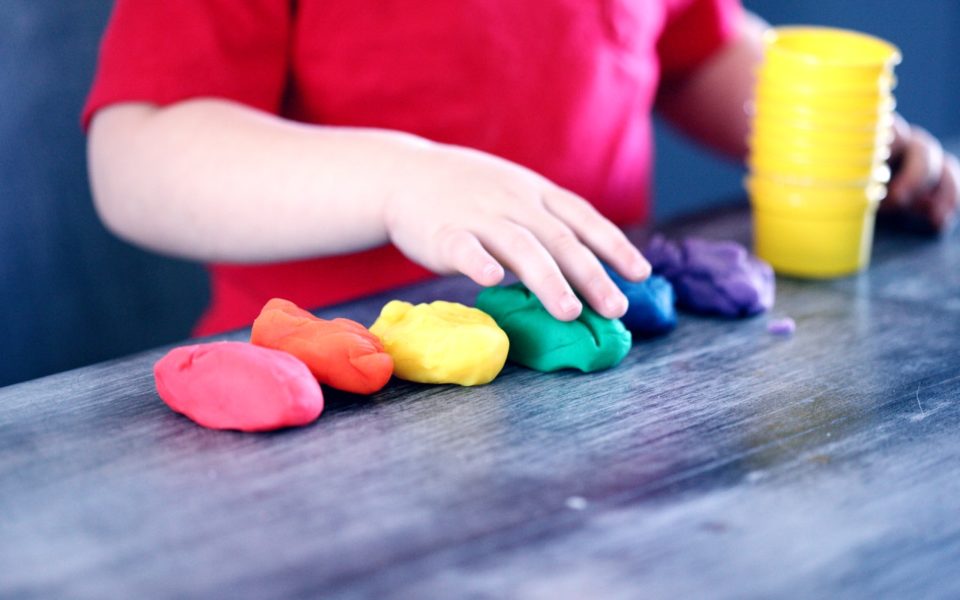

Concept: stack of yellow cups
[[747, 26, 901, 278]]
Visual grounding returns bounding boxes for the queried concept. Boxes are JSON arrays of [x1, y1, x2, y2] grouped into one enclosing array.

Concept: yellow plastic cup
[[748, 135, 891, 164], [755, 86, 895, 113], [752, 109, 894, 133], [757, 69, 896, 96], [749, 155, 890, 185], [762, 26, 901, 75], [749, 148, 889, 173], [751, 119, 895, 149], [747, 175, 887, 205], [753, 97, 895, 127], [746, 176, 884, 278], [757, 26, 900, 102]]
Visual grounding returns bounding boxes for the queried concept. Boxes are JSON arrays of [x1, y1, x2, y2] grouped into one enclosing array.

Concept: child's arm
[[655, 11, 959, 233], [89, 100, 649, 321], [654, 11, 767, 160]]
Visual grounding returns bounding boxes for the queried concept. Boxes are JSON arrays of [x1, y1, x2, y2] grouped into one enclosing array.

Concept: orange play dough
[[251, 298, 394, 394]]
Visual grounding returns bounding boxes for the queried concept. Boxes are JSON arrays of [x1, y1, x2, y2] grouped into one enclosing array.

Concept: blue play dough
[[604, 265, 677, 337]]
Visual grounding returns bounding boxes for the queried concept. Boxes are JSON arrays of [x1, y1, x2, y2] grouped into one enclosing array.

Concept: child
[[84, 1, 958, 336]]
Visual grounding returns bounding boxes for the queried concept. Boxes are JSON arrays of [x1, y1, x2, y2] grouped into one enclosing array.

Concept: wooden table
[[3, 206, 959, 599]]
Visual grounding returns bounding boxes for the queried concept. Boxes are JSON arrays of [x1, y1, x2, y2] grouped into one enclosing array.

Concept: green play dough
[[475, 283, 632, 373]]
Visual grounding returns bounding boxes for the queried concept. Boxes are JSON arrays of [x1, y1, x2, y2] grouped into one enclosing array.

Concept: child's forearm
[[89, 99, 429, 263], [655, 11, 768, 159], [88, 99, 649, 321]]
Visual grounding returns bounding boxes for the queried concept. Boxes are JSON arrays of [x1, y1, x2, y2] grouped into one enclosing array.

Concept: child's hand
[[883, 114, 960, 233], [383, 143, 651, 321]]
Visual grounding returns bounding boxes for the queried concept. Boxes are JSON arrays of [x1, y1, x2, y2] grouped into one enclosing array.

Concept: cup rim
[[746, 174, 888, 195], [751, 108, 895, 131], [748, 139, 892, 162], [746, 178, 885, 219], [752, 122, 894, 139], [757, 70, 897, 95], [748, 162, 892, 186], [753, 86, 897, 110], [750, 152, 887, 169], [753, 94, 896, 114], [763, 26, 902, 69]]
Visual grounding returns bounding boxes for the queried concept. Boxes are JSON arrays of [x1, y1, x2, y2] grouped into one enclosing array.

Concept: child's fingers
[[515, 212, 628, 319], [435, 226, 505, 286], [478, 221, 582, 321], [929, 154, 959, 233], [542, 187, 650, 281], [888, 125, 943, 208]]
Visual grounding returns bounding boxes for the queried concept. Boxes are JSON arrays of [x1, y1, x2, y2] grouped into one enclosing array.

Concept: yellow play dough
[[369, 300, 509, 386]]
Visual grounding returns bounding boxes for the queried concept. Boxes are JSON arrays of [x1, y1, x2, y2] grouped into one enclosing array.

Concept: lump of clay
[[251, 298, 393, 394], [154, 342, 324, 432], [644, 235, 774, 318], [369, 300, 509, 386], [475, 283, 631, 373], [767, 317, 796, 336], [603, 265, 677, 337]]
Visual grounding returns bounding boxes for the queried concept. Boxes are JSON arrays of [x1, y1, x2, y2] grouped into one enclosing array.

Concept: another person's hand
[[883, 114, 960, 233], [383, 143, 651, 321]]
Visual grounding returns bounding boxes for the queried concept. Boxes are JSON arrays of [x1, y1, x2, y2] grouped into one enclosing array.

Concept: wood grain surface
[[2, 205, 959, 599]]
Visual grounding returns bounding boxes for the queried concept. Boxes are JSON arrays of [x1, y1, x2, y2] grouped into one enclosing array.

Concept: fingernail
[[559, 294, 581, 316], [605, 293, 628, 316], [632, 257, 651, 279], [482, 263, 501, 281]]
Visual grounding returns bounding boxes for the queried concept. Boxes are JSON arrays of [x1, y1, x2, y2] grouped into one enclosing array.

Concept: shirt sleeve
[[657, 0, 742, 80], [82, 0, 292, 129]]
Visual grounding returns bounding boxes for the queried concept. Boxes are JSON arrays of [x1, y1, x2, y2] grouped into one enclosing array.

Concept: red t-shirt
[[84, 0, 741, 335]]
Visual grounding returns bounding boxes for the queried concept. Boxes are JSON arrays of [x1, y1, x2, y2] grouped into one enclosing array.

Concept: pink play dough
[[154, 342, 324, 432]]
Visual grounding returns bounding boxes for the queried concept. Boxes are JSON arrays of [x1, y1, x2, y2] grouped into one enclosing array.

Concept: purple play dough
[[767, 317, 796, 335], [645, 235, 775, 318]]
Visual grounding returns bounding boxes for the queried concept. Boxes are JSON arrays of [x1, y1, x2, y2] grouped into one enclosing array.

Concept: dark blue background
[[0, 1, 208, 387], [1, 1, 958, 386]]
